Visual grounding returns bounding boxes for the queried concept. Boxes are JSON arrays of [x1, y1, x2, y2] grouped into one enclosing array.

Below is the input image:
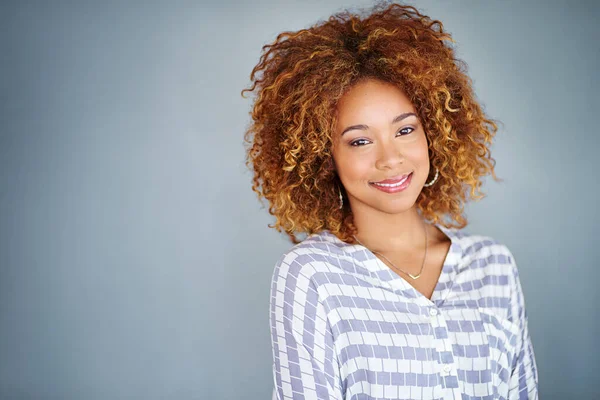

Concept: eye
[[350, 138, 370, 147], [397, 127, 415, 136]]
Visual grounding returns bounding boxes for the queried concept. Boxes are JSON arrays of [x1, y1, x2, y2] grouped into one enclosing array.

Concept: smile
[[370, 172, 413, 192], [372, 178, 408, 187]]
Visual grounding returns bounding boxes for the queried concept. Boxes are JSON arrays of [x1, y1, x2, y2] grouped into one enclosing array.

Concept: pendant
[[408, 272, 421, 280]]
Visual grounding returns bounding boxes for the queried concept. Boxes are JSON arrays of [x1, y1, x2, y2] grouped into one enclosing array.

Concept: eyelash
[[349, 127, 415, 147]]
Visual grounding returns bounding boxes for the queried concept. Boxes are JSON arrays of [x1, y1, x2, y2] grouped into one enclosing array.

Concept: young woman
[[242, 3, 538, 399]]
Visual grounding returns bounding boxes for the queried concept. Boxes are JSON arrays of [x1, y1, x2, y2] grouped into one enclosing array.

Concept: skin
[[331, 78, 451, 298]]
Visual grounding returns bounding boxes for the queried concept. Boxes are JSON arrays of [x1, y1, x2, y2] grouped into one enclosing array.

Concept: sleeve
[[269, 252, 344, 400], [506, 248, 539, 400]]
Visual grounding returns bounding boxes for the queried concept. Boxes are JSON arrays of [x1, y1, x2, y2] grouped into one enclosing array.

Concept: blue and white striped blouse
[[269, 224, 538, 399]]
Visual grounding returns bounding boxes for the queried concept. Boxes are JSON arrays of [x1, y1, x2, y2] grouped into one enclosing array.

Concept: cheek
[[413, 147, 430, 163], [333, 148, 370, 180], [406, 135, 430, 162]]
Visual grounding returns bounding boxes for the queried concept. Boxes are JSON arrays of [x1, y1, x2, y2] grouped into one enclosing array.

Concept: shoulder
[[447, 225, 513, 259], [453, 229, 531, 324], [449, 227, 526, 318], [447, 226, 518, 274], [270, 230, 353, 295], [278, 230, 348, 265]]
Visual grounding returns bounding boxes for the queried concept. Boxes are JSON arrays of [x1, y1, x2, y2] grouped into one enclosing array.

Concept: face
[[332, 78, 430, 216]]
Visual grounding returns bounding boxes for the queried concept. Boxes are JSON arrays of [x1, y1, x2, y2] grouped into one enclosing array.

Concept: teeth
[[373, 175, 409, 187]]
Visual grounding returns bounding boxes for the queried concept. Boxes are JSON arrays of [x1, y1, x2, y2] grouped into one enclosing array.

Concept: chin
[[352, 194, 417, 215], [375, 201, 417, 215]]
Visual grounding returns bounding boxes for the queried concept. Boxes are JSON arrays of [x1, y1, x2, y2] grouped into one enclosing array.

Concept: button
[[443, 365, 452, 373], [429, 308, 438, 316]]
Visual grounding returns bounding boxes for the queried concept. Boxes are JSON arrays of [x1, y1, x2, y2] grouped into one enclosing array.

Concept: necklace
[[353, 222, 428, 280]]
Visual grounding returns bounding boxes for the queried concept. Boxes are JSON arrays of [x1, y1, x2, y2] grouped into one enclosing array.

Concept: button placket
[[427, 307, 458, 379], [440, 365, 456, 378]]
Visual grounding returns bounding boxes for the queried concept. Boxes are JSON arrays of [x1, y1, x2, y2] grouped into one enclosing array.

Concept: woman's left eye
[[396, 127, 414, 136]]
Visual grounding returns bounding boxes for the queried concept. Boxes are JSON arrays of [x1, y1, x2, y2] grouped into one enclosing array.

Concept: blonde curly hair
[[242, 2, 501, 244]]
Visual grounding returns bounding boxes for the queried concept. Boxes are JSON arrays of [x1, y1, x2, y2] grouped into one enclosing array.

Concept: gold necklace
[[353, 222, 428, 280]]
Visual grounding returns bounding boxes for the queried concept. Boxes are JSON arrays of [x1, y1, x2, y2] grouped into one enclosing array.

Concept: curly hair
[[241, 2, 501, 244]]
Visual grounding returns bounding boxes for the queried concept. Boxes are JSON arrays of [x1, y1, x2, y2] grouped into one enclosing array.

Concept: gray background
[[1, 0, 598, 399]]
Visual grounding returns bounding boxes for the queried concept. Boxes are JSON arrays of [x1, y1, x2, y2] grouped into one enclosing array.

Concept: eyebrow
[[340, 112, 418, 136]]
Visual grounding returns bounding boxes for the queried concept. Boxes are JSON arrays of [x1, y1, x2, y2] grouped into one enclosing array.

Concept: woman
[[242, 3, 538, 399]]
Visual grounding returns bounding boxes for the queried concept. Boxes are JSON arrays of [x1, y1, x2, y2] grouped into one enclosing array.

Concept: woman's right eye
[[350, 139, 370, 146]]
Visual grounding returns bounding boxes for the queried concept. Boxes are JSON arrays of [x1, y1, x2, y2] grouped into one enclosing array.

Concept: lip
[[371, 172, 413, 184], [369, 172, 413, 193]]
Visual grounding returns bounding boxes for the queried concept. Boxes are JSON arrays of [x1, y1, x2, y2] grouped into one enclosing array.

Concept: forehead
[[336, 79, 415, 122]]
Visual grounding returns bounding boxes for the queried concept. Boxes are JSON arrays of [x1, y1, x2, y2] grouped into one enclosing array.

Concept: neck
[[351, 200, 428, 253]]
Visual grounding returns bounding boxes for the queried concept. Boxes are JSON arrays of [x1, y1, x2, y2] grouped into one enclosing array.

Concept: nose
[[374, 141, 404, 170]]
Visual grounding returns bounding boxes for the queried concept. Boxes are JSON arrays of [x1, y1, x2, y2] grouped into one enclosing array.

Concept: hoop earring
[[338, 186, 344, 209], [423, 168, 439, 187]]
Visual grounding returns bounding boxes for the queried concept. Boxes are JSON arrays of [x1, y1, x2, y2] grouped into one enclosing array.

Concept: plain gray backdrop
[[1, 1, 598, 399]]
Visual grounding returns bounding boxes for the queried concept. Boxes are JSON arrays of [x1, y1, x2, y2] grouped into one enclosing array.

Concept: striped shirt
[[269, 224, 538, 400]]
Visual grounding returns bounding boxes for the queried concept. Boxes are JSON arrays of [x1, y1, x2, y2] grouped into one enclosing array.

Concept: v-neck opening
[[349, 222, 461, 306]]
